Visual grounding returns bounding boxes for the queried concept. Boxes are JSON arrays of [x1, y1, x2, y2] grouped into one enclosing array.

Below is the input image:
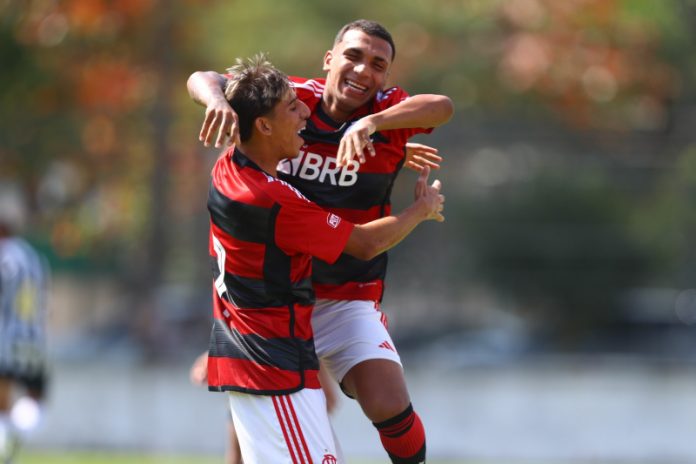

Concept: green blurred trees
[[2, 0, 696, 344]]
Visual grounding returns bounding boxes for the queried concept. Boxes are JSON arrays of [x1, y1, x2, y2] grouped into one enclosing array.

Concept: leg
[[225, 417, 243, 464], [312, 300, 427, 464], [341, 359, 409, 422], [0, 379, 12, 412], [343, 360, 426, 464]]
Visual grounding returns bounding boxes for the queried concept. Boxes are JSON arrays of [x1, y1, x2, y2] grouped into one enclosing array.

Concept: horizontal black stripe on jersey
[[209, 318, 319, 372], [278, 170, 394, 210], [312, 252, 387, 285], [301, 119, 391, 146], [207, 182, 271, 244], [212, 257, 315, 307]]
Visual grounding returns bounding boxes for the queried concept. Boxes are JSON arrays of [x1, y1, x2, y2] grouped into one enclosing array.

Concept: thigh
[[312, 299, 401, 384], [228, 389, 343, 464]]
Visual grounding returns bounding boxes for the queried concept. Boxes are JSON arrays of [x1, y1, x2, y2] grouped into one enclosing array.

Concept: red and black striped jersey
[[278, 76, 433, 302], [207, 148, 353, 395]]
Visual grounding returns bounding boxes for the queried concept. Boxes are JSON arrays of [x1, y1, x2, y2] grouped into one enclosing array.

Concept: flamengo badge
[[327, 213, 341, 229], [322, 454, 337, 464]]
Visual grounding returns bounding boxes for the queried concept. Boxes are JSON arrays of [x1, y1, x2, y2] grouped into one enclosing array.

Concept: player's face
[[323, 29, 392, 112], [267, 89, 310, 157]]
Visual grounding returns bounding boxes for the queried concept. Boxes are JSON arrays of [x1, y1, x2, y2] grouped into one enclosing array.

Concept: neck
[[236, 141, 279, 177], [320, 93, 353, 123]]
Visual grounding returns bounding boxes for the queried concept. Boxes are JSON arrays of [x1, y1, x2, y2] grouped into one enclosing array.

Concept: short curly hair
[[224, 53, 291, 142]]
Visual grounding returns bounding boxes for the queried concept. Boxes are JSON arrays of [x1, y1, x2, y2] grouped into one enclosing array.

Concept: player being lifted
[[189, 20, 453, 463], [204, 53, 444, 463]]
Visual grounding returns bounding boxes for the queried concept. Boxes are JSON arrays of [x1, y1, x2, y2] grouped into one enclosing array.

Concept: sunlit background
[[2, 0, 696, 462]]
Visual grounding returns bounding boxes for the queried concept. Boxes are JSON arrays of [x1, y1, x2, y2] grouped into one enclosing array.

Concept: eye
[[373, 61, 387, 72]]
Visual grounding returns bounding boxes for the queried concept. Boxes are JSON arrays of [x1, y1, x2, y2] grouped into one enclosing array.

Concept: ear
[[255, 117, 272, 136], [322, 50, 333, 72]]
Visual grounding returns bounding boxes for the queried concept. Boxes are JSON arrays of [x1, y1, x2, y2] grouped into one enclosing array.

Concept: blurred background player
[[189, 352, 340, 464], [0, 182, 50, 464]]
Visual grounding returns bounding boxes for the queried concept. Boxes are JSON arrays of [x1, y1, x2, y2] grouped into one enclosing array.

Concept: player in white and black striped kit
[[0, 184, 49, 464]]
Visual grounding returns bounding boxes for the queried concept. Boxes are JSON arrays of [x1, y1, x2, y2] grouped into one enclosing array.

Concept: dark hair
[[224, 53, 291, 142], [334, 19, 395, 60]]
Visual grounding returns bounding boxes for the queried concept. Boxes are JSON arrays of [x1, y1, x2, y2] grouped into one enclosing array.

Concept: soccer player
[[189, 20, 453, 464], [0, 184, 50, 464], [205, 53, 444, 464]]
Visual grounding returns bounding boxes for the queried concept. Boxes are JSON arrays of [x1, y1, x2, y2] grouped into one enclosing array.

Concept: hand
[[337, 118, 376, 166], [189, 352, 209, 386], [404, 143, 442, 172], [415, 165, 445, 222], [199, 98, 239, 148]]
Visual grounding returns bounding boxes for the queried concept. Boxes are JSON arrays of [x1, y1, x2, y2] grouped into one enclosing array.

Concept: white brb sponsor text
[[279, 149, 359, 186]]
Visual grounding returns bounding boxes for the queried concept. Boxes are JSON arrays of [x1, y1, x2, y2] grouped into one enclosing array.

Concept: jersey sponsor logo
[[322, 454, 337, 464], [378, 340, 395, 352], [326, 213, 341, 229], [279, 149, 359, 187]]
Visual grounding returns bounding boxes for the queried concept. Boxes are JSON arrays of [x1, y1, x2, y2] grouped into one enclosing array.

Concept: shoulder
[[290, 76, 325, 103], [374, 85, 409, 107]]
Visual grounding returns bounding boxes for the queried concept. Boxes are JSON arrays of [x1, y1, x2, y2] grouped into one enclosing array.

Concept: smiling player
[[189, 20, 453, 464]]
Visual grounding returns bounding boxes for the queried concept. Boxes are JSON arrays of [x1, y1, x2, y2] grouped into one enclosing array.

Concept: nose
[[353, 62, 368, 75]]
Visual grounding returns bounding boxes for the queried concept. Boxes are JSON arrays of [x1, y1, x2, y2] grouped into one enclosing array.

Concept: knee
[[359, 387, 411, 423]]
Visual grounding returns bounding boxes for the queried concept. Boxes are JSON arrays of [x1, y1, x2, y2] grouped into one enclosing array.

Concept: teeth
[[346, 79, 368, 92]]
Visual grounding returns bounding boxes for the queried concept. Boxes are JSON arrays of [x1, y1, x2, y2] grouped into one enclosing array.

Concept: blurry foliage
[[462, 166, 657, 341], [1, 0, 696, 342]]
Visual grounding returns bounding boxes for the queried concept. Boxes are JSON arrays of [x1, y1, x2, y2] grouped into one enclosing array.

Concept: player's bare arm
[[343, 166, 444, 260], [187, 71, 239, 147], [336, 93, 454, 166]]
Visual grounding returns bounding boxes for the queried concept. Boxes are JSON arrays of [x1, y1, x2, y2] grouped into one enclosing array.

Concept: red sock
[[373, 403, 426, 463]]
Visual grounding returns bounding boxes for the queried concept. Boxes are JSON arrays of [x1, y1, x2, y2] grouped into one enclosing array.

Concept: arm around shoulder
[[187, 71, 227, 106], [369, 93, 455, 132]]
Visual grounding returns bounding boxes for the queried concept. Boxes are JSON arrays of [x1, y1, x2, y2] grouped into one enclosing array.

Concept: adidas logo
[[378, 341, 395, 352]]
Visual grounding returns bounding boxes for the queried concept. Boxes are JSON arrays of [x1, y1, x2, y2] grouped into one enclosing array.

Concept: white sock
[[10, 397, 42, 435], [0, 413, 14, 463]]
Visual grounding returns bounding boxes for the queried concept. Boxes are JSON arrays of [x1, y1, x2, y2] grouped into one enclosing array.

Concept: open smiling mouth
[[345, 79, 368, 93]]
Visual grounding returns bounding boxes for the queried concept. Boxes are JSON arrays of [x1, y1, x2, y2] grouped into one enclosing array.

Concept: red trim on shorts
[[273, 396, 302, 464], [285, 395, 313, 463], [273, 395, 314, 464]]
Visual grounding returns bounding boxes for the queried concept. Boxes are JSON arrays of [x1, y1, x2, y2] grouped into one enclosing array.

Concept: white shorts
[[228, 388, 344, 464], [312, 299, 402, 384]]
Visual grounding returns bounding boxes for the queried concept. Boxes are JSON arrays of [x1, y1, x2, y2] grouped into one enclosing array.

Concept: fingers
[[418, 164, 431, 183], [365, 138, 376, 157], [414, 165, 429, 200], [338, 133, 371, 166], [213, 111, 232, 148], [431, 178, 442, 191], [200, 104, 237, 148], [199, 110, 217, 145], [406, 142, 439, 156], [404, 142, 442, 172]]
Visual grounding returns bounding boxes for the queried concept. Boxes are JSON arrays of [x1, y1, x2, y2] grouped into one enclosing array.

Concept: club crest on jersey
[[278, 150, 359, 187], [322, 454, 337, 464], [327, 213, 341, 229]]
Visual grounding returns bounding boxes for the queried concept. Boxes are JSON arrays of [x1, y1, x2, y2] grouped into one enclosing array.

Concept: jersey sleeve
[[273, 184, 354, 264], [375, 86, 434, 143]]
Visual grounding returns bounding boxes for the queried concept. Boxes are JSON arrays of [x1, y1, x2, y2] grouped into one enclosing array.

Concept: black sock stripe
[[373, 402, 415, 429]]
